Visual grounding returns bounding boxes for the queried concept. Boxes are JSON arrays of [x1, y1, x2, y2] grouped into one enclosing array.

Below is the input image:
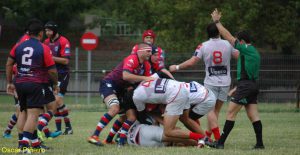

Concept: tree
[[88, 0, 299, 54], [0, 0, 95, 47]]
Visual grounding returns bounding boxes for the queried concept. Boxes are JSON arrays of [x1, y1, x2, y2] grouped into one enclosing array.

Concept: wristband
[[214, 20, 220, 24], [176, 65, 180, 70]]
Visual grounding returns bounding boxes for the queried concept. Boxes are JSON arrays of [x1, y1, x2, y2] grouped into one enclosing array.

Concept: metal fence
[[1, 69, 299, 104], [0, 48, 299, 104]]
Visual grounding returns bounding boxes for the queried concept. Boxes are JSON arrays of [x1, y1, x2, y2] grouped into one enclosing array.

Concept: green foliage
[[1, 0, 95, 32], [1, 0, 299, 53], [89, 0, 299, 54]]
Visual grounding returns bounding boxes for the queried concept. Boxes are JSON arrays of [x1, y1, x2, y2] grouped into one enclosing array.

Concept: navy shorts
[[231, 80, 259, 105], [58, 72, 70, 95], [99, 79, 123, 99], [15, 82, 48, 111], [99, 79, 136, 113]]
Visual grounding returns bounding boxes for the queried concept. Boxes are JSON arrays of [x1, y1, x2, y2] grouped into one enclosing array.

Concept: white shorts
[[165, 84, 189, 116], [131, 124, 164, 147], [204, 84, 229, 102], [192, 89, 216, 116]]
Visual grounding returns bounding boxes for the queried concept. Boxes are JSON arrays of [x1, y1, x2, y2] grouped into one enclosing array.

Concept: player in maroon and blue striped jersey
[[6, 20, 59, 152], [87, 43, 157, 146], [131, 30, 174, 79], [3, 19, 43, 139], [44, 21, 73, 135]]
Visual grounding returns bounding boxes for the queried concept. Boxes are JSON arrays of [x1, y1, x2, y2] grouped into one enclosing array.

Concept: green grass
[[0, 95, 300, 155]]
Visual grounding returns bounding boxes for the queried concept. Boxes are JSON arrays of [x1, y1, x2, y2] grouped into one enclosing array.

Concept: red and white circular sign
[[80, 32, 99, 51]]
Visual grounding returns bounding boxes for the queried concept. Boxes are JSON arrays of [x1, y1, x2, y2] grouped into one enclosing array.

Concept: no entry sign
[[80, 32, 99, 51]]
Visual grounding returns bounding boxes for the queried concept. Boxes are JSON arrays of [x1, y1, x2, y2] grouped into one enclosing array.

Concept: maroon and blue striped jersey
[[9, 38, 55, 83]]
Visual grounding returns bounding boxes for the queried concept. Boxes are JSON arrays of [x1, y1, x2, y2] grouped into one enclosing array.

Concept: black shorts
[[15, 82, 47, 111], [118, 88, 137, 115], [58, 72, 70, 95], [231, 80, 259, 105], [43, 84, 56, 105], [14, 96, 19, 106]]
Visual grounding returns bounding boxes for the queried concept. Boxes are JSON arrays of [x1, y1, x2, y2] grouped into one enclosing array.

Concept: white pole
[[87, 51, 91, 104], [75, 47, 79, 103]]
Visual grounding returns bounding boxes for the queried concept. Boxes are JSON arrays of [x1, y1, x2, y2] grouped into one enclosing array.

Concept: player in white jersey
[[179, 81, 216, 135], [186, 81, 216, 119], [169, 23, 239, 142], [133, 77, 210, 148], [127, 120, 197, 147]]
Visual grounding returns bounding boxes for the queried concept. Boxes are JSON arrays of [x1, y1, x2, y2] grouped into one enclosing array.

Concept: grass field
[[0, 95, 300, 155]]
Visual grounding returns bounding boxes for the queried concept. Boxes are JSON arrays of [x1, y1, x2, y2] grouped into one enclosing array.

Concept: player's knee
[[163, 129, 172, 137], [247, 113, 259, 122], [126, 109, 137, 121], [226, 110, 236, 120], [108, 104, 120, 116], [46, 101, 57, 112]]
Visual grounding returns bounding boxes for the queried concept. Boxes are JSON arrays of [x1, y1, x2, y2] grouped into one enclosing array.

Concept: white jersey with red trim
[[187, 81, 209, 105], [194, 38, 238, 86], [127, 120, 164, 147], [127, 121, 142, 146], [133, 78, 186, 112]]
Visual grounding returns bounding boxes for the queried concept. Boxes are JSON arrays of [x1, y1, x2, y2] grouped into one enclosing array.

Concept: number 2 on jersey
[[213, 51, 222, 64], [22, 47, 34, 65]]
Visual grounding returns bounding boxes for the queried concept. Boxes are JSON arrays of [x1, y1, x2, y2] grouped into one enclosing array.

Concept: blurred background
[[0, 0, 299, 105]]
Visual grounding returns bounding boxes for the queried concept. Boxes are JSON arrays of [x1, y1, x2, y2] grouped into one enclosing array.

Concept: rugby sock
[[37, 111, 53, 132], [189, 132, 205, 141], [212, 127, 221, 141], [31, 130, 41, 148], [64, 117, 72, 129], [54, 105, 64, 131], [106, 119, 123, 142], [55, 110, 62, 131], [93, 113, 113, 136], [252, 120, 264, 146], [19, 131, 32, 148], [18, 133, 23, 148], [18, 133, 23, 141], [118, 120, 134, 145], [60, 104, 72, 129], [218, 120, 235, 145], [4, 113, 17, 134], [205, 130, 212, 138], [43, 127, 51, 138]]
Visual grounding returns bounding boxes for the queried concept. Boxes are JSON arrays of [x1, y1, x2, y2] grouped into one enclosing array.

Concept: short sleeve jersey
[[9, 38, 55, 83], [133, 78, 184, 111], [131, 44, 165, 72], [44, 35, 71, 73], [234, 40, 260, 81], [104, 54, 151, 87], [127, 120, 142, 146], [17, 34, 30, 44], [194, 38, 237, 86]]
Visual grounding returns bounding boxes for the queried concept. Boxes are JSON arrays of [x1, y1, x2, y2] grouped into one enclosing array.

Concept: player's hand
[[169, 65, 177, 72], [211, 8, 222, 22], [6, 83, 15, 96], [53, 85, 60, 95], [145, 76, 157, 81], [228, 86, 237, 97]]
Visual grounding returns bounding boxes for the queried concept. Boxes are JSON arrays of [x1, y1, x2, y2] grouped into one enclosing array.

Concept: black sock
[[218, 120, 235, 145], [252, 120, 264, 146]]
